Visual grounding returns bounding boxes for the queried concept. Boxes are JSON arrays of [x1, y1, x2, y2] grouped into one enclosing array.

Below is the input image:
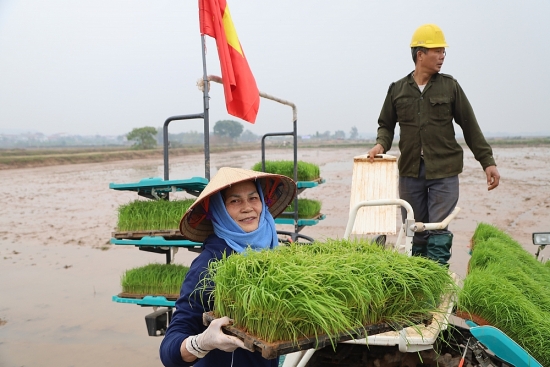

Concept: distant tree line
[[0, 122, 364, 149], [0, 132, 126, 148]]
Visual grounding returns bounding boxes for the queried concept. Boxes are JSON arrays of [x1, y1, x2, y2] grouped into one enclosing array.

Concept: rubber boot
[[427, 233, 453, 266], [412, 242, 427, 257], [412, 235, 428, 257]]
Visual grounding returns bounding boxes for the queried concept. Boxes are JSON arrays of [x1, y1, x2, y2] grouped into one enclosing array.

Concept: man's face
[[223, 180, 263, 232], [420, 47, 446, 73]]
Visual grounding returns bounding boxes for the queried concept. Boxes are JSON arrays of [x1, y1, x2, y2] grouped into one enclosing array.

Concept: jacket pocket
[[395, 98, 415, 123], [429, 96, 451, 120]]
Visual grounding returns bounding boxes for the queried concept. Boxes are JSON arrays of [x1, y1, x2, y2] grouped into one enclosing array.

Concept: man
[[367, 23, 500, 266]]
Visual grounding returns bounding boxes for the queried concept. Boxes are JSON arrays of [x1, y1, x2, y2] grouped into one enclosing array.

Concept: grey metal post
[[293, 118, 298, 230], [201, 35, 211, 180]]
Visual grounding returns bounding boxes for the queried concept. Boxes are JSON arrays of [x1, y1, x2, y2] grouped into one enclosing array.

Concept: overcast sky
[[1, 0, 549, 138]]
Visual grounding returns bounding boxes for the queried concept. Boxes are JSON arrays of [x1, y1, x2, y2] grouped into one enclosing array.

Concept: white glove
[[185, 316, 252, 358]]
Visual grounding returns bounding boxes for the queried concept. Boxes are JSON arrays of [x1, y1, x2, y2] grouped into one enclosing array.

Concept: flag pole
[[200, 34, 211, 181]]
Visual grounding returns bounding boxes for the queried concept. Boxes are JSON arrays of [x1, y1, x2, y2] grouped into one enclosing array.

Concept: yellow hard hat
[[410, 24, 448, 48]]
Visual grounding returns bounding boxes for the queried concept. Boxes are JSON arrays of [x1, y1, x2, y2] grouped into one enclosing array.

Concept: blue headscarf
[[208, 182, 279, 253]]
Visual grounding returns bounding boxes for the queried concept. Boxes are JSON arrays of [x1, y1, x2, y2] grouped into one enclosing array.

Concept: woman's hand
[[182, 316, 253, 360]]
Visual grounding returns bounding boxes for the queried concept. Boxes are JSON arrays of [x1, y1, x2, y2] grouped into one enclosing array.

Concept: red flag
[[199, 0, 260, 123]]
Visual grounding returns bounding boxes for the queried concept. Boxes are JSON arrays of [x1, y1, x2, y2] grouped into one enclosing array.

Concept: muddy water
[[1, 146, 549, 367]]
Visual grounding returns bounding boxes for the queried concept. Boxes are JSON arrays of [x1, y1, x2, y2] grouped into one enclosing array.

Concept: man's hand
[[485, 165, 500, 191], [367, 144, 384, 163]]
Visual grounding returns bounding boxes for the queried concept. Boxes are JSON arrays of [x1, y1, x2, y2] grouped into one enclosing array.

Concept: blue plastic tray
[[465, 321, 542, 367], [112, 295, 176, 307], [296, 179, 325, 189], [275, 214, 326, 226], [111, 236, 202, 248], [109, 176, 208, 195]]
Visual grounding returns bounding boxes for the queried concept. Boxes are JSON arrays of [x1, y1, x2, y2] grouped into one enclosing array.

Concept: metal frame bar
[[204, 76, 302, 234]]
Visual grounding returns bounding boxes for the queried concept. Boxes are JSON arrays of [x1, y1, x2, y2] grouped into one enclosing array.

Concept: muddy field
[[1, 146, 549, 367]]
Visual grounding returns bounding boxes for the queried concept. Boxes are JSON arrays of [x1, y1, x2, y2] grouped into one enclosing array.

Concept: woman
[[160, 167, 297, 367]]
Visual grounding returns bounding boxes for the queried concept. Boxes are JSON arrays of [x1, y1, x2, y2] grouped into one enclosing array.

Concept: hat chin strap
[[263, 177, 282, 208]]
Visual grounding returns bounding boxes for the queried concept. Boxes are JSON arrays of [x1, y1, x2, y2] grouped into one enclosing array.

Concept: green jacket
[[376, 72, 496, 179]]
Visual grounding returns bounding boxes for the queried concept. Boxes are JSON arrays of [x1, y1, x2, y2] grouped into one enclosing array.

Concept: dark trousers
[[399, 159, 458, 264]]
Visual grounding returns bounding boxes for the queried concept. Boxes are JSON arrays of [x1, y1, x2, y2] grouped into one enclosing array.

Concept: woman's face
[[223, 181, 263, 232]]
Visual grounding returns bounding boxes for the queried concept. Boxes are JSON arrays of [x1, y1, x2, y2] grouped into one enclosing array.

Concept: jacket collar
[[409, 72, 440, 93]]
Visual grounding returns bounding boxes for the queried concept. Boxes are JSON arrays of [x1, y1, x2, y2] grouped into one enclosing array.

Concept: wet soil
[[1, 146, 549, 367]]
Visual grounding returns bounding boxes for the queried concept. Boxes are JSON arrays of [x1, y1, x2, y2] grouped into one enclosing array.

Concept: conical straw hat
[[180, 167, 297, 243]]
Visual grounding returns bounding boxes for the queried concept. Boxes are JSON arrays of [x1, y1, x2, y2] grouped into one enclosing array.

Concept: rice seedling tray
[[296, 178, 325, 188], [459, 223, 550, 366], [112, 295, 176, 307], [275, 213, 325, 226], [112, 229, 185, 240], [203, 311, 432, 360], [296, 178, 325, 194], [109, 176, 208, 198], [251, 160, 321, 182], [110, 236, 202, 248], [117, 292, 179, 301]]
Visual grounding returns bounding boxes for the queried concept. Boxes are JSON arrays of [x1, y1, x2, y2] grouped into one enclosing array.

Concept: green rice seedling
[[284, 198, 322, 218], [202, 239, 455, 346], [470, 222, 514, 248], [251, 160, 320, 181], [116, 199, 194, 231], [121, 263, 189, 297], [458, 222, 550, 365]]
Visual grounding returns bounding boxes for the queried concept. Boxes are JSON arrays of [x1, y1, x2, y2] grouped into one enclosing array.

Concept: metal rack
[[109, 35, 215, 335], [109, 175, 208, 335], [109, 96, 213, 335], [258, 103, 325, 241]]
